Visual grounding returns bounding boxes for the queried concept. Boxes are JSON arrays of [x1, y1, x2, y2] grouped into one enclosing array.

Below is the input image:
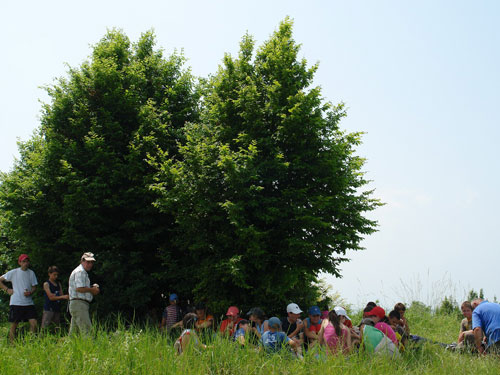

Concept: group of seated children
[[167, 297, 412, 357]]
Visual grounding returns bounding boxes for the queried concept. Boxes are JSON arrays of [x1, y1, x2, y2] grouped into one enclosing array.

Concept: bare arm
[[304, 320, 319, 340], [76, 286, 100, 295], [401, 317, 410, 334], [474, 327, 485, 354], [318, 319, 328, 345], [288, 320, 303, 339], [0, 276, 13, 295], [344, 327, 352, 354], [24, 285, 36, 297], [43, 282, 68, 301], [197, 317, 213, 329]]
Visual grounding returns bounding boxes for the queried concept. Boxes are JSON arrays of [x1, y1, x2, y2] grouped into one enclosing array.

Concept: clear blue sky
[[1, 0, 499, 309]]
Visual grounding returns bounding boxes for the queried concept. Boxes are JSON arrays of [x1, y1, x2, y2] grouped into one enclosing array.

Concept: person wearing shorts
[[41, 266, 69, 328], [0, 254, 38, 342]]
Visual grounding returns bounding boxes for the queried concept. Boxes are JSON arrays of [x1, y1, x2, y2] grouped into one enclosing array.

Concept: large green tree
[[0, 30, 198, 316], [151, 19, 380, 315]]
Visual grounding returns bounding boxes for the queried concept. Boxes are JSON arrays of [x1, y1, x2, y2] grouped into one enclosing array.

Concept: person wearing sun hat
[[365, 305, 398, 345], [260, 316, 298, 353], [160, 293, 183, 332], [334, 306, 361, 346], [0, 254, 38, 342], [304, 305, 323, 349], [281, 302, 304, 347], [68, 252, 100, 335], [359, 317, 399, 357], [220, 305, 243, 337]]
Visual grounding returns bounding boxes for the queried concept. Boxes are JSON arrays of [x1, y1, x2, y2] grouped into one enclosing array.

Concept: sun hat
[[268, 317, 281, 329], [226, 306, 240, 316], [308, 306, 321, 316], [287, 303, 303, 314], [81, 252, 96, 261], [366, 306, 386, 320], [334, 306, 351, 320]]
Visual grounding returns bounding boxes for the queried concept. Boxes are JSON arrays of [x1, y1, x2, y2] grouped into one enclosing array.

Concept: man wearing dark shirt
[[281, 303, 304, 346]]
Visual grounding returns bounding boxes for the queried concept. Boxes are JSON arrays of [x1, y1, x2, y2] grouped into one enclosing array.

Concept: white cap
[[81, 252, 96, 261], [334, 306, 351, 320], [286, 303, 303, 314]]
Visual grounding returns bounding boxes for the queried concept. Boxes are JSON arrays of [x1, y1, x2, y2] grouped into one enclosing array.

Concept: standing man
[[0, 254, 38, 342], [68, 252, 100, 335], [471, 298, 500, 354]]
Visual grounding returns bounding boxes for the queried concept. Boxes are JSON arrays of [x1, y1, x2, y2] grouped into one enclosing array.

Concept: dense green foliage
[[0, 307, 498, 375], [150, 20, 379, 314], [0, 30, 198, 316], [0, 20, 379, 317]]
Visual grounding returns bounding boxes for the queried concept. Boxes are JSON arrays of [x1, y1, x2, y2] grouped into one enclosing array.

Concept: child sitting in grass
[[388, 310, 407, 350], [233, 319, 251, 347], [174, 313, 207, 355], [457, 301, 480, 350], [260, 317, 298, 354], [303, 306, 323, 349], [359, 318, 400, 358], [318, 309, 351, 355], [365, 306, 399, 346], [394, 302, 410, 335]]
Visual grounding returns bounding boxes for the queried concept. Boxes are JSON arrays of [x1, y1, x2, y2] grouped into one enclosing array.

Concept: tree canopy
[[150, 19, 380, 313], [0, 19, 380, 318], [0, 29, 199, 316]]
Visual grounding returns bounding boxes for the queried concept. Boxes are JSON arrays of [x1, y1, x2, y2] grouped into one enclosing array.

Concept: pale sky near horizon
[[1, 1, 499, 310]]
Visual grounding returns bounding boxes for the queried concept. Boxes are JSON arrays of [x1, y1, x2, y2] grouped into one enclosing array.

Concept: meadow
[[0, 306, 498, 375]]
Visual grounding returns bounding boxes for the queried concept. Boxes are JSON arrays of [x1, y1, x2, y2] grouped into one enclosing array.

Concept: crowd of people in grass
[[163, 295, 500, 357], [1, 253, 500, 357]]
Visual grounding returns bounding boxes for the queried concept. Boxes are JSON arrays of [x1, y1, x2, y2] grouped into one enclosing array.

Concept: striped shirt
[[69, 264, 93, 302]]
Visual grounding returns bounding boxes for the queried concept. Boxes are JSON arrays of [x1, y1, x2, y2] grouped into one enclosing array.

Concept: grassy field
[[0, 306, 498, 375]]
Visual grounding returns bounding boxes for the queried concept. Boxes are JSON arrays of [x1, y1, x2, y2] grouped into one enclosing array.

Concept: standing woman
[[42, 266, 69, 328]]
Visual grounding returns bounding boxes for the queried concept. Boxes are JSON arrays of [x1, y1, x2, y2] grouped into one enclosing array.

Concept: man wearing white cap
[[68, 252, 100, 335], [281, 303, 304, 346]]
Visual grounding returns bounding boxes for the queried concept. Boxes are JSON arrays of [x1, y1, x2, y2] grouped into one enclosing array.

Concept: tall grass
[[0, 307, 498, 375]]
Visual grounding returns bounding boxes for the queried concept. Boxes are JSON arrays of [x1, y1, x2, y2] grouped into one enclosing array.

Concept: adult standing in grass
[[68, 252, 100, 335], [471, 298, 500, 354], [160, 293, 183, 332], [41, 266, 69, 329], [0, 254, 38, 342]]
